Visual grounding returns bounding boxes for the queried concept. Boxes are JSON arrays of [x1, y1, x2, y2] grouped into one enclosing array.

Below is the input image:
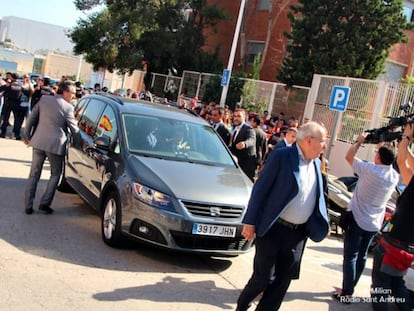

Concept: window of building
[[377, 61, 406, 82], [247, 42, 265, 65], [258, 0, 271, 11]]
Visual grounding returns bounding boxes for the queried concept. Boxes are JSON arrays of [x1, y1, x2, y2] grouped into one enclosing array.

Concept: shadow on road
[[93, 275, 239, 309], [0, 176, 233, 274], [284, 290, 373, 311]]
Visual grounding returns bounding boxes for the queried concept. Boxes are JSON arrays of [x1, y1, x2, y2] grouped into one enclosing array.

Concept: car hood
[[128, 155, 253, 206]]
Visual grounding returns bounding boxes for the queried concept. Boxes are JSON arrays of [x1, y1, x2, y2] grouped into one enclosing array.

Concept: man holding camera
[[371, 124, 414, 311], [334, 135, 399, 303]]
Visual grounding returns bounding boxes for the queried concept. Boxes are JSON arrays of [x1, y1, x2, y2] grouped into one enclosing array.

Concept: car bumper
[[121, 198, 254, 256]]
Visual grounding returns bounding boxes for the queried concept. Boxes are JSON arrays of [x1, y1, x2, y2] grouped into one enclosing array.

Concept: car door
[[82, 104, 118, 201], [74, 98, 106, 205]]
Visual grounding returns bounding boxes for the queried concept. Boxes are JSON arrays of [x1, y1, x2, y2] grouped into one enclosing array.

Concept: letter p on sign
[[329, 86, 350, 112]]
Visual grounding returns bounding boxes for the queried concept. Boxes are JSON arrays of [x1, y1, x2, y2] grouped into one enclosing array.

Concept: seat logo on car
[[210, 207, 221, 217]]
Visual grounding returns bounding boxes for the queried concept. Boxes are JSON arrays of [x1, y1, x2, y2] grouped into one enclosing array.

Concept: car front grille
[[181, 201, 244, 219], [170, 231, 250, 251]]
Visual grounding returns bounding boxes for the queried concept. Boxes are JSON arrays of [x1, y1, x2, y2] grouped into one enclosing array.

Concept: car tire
[[101, 191, 123, 247]]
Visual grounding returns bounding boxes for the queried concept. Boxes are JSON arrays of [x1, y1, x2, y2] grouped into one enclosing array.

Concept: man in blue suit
[[236, 121, 330, 311]]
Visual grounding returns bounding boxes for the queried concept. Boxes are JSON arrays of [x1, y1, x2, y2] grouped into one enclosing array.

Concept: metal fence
[[150, 70, 310, 119], [304, 74, 414, 176]]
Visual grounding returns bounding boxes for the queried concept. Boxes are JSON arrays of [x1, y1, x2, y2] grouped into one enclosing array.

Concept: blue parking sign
[[221, 69, 230, 86], [329, 86, 350, 112]]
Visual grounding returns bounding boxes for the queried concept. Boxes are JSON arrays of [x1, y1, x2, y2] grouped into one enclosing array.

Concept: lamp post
[[219, 0, 247, 108]]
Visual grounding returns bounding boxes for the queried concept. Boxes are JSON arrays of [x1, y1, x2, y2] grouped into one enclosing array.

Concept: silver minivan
[[60, 93, 254, 256]]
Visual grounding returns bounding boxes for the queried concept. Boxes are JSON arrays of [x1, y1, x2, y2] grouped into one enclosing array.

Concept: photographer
[[371, 124, 414, 311], [334, 135, 400, 303]]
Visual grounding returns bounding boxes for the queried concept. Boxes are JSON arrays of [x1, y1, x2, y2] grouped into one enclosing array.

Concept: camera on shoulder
[[364, 102, 414, 144]]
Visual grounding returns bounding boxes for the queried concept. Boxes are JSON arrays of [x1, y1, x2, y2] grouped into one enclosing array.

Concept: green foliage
[[277, 0, 412, 87], [202, 75, 222, 104], [202, 73, 245, 110], [69, 0, 226, 75], [242, 54, 263, 112], [402, 75, 414, 84]]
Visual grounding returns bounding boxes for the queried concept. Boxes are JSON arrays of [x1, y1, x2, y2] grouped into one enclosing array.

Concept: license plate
[[192, 223, 236, 237]]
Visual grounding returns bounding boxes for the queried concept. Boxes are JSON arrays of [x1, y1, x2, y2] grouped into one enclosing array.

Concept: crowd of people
[[2, 71, 414, 310]]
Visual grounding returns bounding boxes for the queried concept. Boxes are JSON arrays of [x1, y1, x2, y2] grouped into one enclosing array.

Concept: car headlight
[[133, 182, 175, 212]]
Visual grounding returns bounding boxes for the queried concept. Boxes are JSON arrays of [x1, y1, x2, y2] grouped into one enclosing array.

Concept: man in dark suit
[[236, 121, 330, 311], [229, 109, 256, 181], [274, 126, 297, 150], [23, 81, 81, 215], [249, 115, 267, 173], [210, 107, 231, 145]]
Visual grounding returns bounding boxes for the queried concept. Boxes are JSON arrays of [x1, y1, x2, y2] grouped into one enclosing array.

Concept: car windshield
[[123, 114, 235, 166]]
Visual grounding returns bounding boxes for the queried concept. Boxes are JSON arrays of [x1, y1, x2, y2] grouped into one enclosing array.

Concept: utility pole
[[219, 0, 247, 108]]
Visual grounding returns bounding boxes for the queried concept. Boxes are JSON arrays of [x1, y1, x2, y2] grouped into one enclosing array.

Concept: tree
[[259, 0, 291, 73], [69, 0, 226, 75], [203, 74, 245, 111], [277, 0, 412, 87]]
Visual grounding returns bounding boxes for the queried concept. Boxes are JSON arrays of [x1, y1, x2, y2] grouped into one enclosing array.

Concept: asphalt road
[[0, 137, 377, 311]]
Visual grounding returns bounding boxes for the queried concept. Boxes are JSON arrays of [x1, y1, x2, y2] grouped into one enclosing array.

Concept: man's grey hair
[[296, 122, 326, 142]]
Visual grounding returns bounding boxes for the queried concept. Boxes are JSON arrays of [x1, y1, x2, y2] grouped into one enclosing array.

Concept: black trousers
[[0, 101, 25, 137], [237, 221, 307, 311]]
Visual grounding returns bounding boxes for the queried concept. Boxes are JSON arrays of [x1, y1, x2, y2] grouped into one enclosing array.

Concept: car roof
[[84, 93, 206, 124]]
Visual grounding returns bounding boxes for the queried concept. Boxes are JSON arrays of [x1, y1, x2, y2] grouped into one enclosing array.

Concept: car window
[[96, 105, 118, 146], [78, 99, 106, 138], [123, 114, 235, 166], [74, 98, 89, 121]]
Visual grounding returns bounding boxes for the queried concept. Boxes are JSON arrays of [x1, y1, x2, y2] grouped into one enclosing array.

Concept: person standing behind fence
[[23, 81, 81, 215]]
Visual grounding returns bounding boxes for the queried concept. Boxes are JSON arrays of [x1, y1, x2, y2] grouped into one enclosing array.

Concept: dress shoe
[[39, 204, 54, 214], [332, 290, 351, 304], [25, 207, 33, 215]]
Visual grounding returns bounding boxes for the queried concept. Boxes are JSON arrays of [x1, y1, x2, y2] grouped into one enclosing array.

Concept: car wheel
[[57, 161, 75, 193], [101, 191, 123, 247]]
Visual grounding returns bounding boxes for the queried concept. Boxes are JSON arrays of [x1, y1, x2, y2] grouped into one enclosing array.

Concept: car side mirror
[[94, 136, 110, 151]]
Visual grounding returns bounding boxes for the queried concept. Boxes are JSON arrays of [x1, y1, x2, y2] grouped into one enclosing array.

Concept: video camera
[[364, 102, 414, 144]]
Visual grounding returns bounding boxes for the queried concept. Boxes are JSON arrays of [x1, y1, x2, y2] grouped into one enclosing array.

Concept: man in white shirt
[[334, 135, 399, 303]]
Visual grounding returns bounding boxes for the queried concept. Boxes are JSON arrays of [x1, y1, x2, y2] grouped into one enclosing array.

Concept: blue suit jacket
[[243, 144, 330, 242]]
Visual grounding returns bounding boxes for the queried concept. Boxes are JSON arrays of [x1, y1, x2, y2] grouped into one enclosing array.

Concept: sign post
[[329, 86, 350, 112], [221, 69, 230, 87], [326, 85, 351, 160]]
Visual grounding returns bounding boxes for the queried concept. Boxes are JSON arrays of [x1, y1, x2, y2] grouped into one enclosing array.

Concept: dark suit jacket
[[274, 139, 287, 150], [254, 127, 267, 165], [243, 144, 330, 242], [229, 123, 256, 158], [215, 123, 231, 145], [229, 123, 256, 179]]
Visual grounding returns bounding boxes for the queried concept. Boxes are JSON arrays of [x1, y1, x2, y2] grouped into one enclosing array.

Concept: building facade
[[0, 16, 73, 53], [205, 0, 414, 83]]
